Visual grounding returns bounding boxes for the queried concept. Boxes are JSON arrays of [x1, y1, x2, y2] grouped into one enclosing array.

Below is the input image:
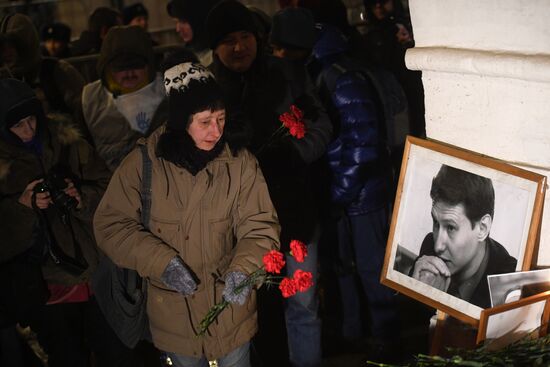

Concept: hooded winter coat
[[93, 126, 280, 359], [0, 13, 85, 117], [81, 26, 167, 172], [0, 79, 110, 285]]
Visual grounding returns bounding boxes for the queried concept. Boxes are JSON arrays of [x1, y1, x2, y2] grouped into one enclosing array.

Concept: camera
[[33, 170, 78, 212]]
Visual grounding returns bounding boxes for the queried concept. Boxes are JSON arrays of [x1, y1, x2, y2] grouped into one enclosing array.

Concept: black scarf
[[156, 129, 225, 176]]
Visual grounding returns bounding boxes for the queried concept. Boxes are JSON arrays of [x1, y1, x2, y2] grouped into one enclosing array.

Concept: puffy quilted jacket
[[312, 24, 390, 215]]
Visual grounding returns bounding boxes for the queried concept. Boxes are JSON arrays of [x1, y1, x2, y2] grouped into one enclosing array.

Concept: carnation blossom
[[289, 239, 307, 263], [279, 104, 306, 139], [263, 250, 285, 274], [293, 269, 313, 292], [198, 241, 313, 336], [279, 278, 298, 298]]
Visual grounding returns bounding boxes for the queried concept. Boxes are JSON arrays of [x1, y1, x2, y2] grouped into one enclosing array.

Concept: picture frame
[[488, 268, 550, 307], [381, 136, 546, 325], [476, 290, 550, 345]]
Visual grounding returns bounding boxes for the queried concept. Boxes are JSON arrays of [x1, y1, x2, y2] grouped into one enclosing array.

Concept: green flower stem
[[197, 269, 285, 336], [255, 124, 287, 156]]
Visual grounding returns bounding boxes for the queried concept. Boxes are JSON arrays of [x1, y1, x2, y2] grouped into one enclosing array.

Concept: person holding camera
[[0, 78, 128, 367]]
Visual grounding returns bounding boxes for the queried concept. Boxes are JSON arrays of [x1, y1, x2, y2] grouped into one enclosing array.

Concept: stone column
[[406, 0, 550, 265]]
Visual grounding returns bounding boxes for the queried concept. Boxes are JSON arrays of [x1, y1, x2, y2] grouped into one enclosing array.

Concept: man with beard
[[81, 25, 168, 172]]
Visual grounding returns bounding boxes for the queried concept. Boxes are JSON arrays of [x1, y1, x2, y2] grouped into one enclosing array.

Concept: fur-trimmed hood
[[47, 113, 82, 145]]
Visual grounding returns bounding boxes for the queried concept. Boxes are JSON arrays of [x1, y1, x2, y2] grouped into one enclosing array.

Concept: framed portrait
[[476, 290, 550, 345], [381, 136, 546, 325]]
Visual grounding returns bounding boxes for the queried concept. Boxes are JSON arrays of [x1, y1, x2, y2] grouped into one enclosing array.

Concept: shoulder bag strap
[[126, 145, 152, 291]]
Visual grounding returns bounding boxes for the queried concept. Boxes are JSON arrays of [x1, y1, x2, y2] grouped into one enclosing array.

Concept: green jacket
[[94, 126, 280, 358]]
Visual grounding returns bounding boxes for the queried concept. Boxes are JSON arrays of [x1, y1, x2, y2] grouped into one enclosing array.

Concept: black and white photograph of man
[[386, 144, 540, 319], [408, 165, 517, 308]]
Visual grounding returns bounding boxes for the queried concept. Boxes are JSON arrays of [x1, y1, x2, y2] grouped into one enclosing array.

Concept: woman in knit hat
[[94, 50, 280, 367]]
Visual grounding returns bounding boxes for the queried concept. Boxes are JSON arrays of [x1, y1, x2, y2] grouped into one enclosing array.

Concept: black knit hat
[[0, 78, 44, 140], [206, 0, 257, 49], [41, 22, 71, 43], [270, 7, 315, 50], [163, 61, 224, 131], [122, 3, 149, 24]]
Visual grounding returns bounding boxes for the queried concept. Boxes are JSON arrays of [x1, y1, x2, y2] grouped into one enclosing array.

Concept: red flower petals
[[279, 278, 298, 298], [263, 250, 285, 274], [289, 239, 308, 263], [279, 104, 306, 139], [293, 269, 313, 292]]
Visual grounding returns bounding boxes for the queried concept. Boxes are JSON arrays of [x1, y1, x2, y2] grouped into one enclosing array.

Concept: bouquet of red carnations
[[197, 240, 312, 336]]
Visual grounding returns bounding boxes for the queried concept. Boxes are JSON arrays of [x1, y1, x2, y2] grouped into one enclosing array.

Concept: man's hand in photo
[[412, 255, 451, 292]]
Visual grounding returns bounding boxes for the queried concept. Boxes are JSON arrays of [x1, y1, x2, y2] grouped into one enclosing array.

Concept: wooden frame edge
[[476, 290, 550, 344]]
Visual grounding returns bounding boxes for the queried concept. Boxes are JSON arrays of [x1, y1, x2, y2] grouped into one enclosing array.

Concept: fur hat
[[122, 3, 149, 24], [270, 7, 315, 50], [206, 0, 257, 49], [163, 61, 223, 131]]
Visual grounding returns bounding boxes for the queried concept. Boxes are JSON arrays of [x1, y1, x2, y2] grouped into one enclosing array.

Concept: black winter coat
[[210, 54, 332, 246]]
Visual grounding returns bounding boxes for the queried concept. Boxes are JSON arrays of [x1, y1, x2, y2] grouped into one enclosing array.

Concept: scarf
[[110, 73, 165, 134], [156, 129, 225, 176]]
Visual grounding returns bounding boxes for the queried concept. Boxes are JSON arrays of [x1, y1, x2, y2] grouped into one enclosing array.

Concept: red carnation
[[263, 250, 285, 274], [290, 105, 303, 121], [288, 122, 305, 139], [293, 270, 313, 292], [289, 240, 308, 263], [279, 104, 306, 140], [279, 278, 298, 298]]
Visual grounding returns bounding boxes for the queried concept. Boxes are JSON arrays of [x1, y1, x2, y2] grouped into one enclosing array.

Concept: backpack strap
[[138, 144, 152, 230]]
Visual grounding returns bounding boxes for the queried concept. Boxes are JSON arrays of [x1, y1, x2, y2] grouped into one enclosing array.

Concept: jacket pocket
[[150, 215, 181, 248], [208, 218, 233, 261], [147, 283, 197, 336]]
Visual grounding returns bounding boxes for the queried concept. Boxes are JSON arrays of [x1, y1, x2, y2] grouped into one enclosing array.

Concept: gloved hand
[[160, 257, 198, 296], [222, 271, 251, 306]]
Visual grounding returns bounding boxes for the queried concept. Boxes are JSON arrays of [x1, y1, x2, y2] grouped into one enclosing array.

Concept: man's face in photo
[[215, 31, 257, 73], [431, 201, 482, 277]]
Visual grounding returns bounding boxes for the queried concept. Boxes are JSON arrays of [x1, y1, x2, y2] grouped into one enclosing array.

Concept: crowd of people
[[0, 1, 426, 366]]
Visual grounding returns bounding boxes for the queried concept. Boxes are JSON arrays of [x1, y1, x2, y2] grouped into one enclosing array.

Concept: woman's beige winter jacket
[[93, 127, 280, 359]]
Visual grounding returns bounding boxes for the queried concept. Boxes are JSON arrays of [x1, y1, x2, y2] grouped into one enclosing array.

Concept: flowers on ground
[[197, 240, 313, 336]]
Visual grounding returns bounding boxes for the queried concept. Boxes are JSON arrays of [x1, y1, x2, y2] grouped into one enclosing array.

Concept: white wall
[[406, 0, 550, 265]]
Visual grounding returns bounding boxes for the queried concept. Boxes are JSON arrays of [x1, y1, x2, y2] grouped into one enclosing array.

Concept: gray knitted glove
[[222, 271, 251, 305], [160, 257, 198, 296]]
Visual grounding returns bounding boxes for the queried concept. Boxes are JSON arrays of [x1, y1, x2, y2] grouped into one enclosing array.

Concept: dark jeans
[[26, 297, 135, 367], [284, 226, 322, 367], [337, 208, 400, 342]]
